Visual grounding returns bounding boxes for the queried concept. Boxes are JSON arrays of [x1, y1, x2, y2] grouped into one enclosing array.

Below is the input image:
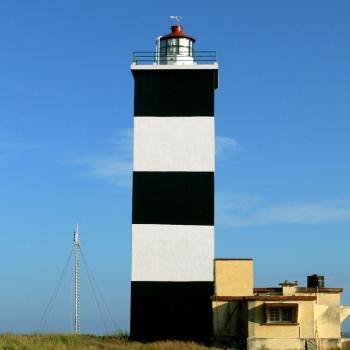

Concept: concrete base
[[130, 281, 213, 344], [247, 338, 343, 350]]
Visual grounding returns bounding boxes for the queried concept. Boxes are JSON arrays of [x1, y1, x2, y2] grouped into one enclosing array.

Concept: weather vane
[[170, 15, 182, 23]]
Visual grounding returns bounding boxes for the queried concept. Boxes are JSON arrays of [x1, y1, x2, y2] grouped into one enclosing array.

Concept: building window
[[265, 303, 298, 324]]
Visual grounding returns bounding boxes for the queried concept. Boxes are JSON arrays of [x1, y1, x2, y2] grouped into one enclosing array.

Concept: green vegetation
[[0, 334, 218, 350]]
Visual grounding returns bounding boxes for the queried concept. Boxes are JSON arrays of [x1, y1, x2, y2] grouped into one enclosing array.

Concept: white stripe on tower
[[133, 117, 214, 172], [132, 224, 214, 281]]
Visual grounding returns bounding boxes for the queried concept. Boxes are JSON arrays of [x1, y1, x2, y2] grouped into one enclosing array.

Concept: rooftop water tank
[[307, 274, 325, 288]]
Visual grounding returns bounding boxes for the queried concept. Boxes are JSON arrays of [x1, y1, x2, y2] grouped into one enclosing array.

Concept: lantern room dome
[[160, 25, 196, 42]]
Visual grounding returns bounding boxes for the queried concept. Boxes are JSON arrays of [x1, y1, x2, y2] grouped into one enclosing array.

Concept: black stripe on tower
[[132, 171, 214, 226], [130, 281, 213, 344], [133, 70, 218, 116]]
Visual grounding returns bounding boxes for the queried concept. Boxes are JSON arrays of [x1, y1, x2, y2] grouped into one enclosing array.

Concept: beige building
[[212, 259, 350, 350]]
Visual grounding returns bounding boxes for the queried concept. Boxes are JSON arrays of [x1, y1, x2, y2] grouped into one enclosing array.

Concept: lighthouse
[[130, 23, 218, 343]]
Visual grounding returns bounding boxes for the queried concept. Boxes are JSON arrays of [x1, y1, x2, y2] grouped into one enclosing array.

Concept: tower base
[[130, 281, 213, 344]]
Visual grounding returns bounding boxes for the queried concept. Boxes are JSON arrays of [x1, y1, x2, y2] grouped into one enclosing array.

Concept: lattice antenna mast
[[73, 224, 80, 334]]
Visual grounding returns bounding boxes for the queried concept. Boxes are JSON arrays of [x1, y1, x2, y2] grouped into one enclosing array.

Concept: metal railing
[[132, 51, 217, 65]]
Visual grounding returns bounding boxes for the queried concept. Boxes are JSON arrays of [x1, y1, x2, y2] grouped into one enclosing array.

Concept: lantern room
[[156, 25, 195, 65]]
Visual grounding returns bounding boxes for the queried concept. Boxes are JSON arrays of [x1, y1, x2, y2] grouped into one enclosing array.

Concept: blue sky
[[1, 0, 350, 334]]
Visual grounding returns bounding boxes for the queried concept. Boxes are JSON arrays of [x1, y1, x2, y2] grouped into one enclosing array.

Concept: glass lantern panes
[[167, 38, 179, 55], [160, 40, 167, 56], [159, 38, 193, 58]]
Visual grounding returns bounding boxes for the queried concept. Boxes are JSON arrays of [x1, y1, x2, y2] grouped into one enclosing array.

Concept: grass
[[0, 334, 219, 350]]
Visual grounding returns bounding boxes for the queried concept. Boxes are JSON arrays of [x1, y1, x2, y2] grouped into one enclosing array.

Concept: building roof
[[254, 287, 343, 294], [212, 295, 317, 301], [215, 258, 254, 261]]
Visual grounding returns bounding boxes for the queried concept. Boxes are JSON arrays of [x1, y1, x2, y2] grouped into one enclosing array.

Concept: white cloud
[[69, 131, 240, 187], [216, 194, 350, 227], [68, 129, 133, 187], [256, 200, 350, 224], [107, 129, 133, 157], [216, 136, 241, 161]]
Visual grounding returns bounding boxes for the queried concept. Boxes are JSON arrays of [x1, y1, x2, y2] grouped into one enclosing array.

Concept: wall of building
[[212, 300, 248, 348], [214, 259, 254, 296], [315, 299, 341, 339], [247, 300, 314, 339], [247, 337, 343, 350], [295, 291, 343, 339]]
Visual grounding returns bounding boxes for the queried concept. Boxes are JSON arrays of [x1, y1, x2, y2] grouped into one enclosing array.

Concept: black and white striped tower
[[130, 23, 218, 343]]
